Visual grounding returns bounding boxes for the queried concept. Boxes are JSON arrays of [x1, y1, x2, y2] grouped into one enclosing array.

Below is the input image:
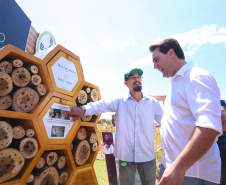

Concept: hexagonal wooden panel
[[42, 45, 85, 97], [37, 97, 79, 145], [0, 45, 50, 115], [0, 117, 44, 184], [76, 81, 102, 124], [21, 145, 74, 185], [70, 123, 100, 169], [69, 166, 98, 185]]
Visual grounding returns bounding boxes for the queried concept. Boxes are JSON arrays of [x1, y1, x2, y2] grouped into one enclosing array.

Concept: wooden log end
[[11, 59, 23, 68], [13, 126, 25, 139], [12, 87, 39, 113], [0, 121, 13, 149], [12, 67, 31, 87], [0, 61, 13, 73], [19, 137, 38, 159], [0, 72, 13, 96], [81, 115, 92, 122], [0, 148, 25, 183], [0, 95, 12, 110], [75, 127, 87, 140], [76, 90, 87, 105]]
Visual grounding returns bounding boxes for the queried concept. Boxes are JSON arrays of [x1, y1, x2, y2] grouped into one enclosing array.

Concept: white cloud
[[101, 38, 136, 51], [173, 24, 226, 56]]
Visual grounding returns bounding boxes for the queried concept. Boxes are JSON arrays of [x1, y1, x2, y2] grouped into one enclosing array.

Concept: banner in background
[[102, 132, 118, 185], [0, 0, 31, 50]]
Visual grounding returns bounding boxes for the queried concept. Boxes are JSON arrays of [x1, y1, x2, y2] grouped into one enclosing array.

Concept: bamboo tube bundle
[[76, 90, 87, 106], [0, 121, 13, 149], [90, 141, 98, 152], [27, 65, 38, 74], [11, 59, 23, 68], [26, 174, 34, 184], [33, 166, 59, 185], [11, 67, 31, 87], [0, 95, 12, 110], [12, 87, 39, 113], [34, 84, 47, 96], [42, 151, 58, 166], [72, 140, 90, 166], [35, 157, 45, 169], [58, 171, 69, 185], [81, 115, 92, 122], [75, 127, 87, 140], [0, 72, 13, 96], [86, 132, 97, 144], [0, 148, 25, 183], [0, 61, 13, 73], [25, 128, 35, 138], [13, 126, 25, 139], [18, 137, 39, 159], [54, 155, 66, 170]]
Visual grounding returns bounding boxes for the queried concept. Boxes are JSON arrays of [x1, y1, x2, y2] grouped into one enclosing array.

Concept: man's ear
[[168, 49, 175, 58], [124, 81, 127, 86]]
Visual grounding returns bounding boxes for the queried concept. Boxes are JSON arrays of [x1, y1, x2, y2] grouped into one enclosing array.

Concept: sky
[[15, 0, 226, 119]]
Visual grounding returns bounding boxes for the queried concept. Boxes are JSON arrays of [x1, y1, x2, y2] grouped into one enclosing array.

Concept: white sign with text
[[52, 57, 79, 91]]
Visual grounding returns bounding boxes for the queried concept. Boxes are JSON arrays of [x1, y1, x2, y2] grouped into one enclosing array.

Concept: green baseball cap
[[125, 68, 143, 80]]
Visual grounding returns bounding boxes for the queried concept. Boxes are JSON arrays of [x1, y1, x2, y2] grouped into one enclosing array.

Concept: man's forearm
[[172, 126, 218, 171]]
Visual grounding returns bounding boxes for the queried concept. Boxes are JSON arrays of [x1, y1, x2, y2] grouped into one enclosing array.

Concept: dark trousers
[[220, 148, 226, 185], [119, 159, 156, 185]]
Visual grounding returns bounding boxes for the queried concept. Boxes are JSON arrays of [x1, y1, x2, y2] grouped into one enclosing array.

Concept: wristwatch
[[80, 106, 86, 116]]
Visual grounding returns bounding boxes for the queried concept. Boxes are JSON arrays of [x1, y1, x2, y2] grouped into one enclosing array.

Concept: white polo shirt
[[161, 62, 222, 183]]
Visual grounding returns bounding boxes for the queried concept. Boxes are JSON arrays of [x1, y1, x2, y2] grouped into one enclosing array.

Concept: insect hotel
[[0, 44, 101, 185]]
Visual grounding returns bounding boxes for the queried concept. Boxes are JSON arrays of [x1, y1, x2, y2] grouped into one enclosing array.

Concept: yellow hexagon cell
[[69, 167, 98, 185], [71, 123, 100, 169], [37, 97, 78, 145], [42, 45, 85, 98]]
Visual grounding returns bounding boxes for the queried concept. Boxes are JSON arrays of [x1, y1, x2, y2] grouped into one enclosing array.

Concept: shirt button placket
[[135, 103, 138, 161]]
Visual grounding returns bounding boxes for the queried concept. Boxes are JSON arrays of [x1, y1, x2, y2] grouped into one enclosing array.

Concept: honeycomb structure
[[0, 45, 101, 185]]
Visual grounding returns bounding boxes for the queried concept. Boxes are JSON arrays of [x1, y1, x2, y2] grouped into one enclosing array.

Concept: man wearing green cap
[[62, 68, 163, 185]]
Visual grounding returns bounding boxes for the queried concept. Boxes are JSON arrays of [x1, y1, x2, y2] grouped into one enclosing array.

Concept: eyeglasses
[[127, 76, 143, 81]]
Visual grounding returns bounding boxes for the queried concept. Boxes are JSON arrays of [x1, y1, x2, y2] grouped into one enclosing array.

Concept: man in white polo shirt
[[149, 38, 222, 185], [62, 68, 162, 185]]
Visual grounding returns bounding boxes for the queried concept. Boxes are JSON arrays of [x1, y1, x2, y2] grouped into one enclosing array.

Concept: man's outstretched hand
[[61, 107, 85, 122]]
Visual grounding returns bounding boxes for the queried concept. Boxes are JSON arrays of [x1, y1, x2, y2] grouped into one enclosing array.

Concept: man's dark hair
[[149, 38, 185, 60]]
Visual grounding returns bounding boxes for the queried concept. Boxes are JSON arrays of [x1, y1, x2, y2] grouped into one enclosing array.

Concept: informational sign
[[102, 132, 118, 185], [52, 56, 79, 91], [35, 31, 56, 53], [0, 0, 31, 50], [42, 103, 73, 139]]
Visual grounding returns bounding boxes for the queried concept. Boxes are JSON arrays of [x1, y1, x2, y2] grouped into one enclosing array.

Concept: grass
[[94, 159, 109, 185]]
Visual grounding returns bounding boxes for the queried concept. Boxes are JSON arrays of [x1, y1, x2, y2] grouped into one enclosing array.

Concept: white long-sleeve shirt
[[84, 93, 162, 162], [161, 62, 222, 183]]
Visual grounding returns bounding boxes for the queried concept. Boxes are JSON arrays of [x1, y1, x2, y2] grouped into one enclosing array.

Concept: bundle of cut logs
[[71, 127, 98, 166], [0, 59, 47, 113], [26, 151, 69, 185], [0, 120, 38, 183], [76, 86, 99, 122]]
